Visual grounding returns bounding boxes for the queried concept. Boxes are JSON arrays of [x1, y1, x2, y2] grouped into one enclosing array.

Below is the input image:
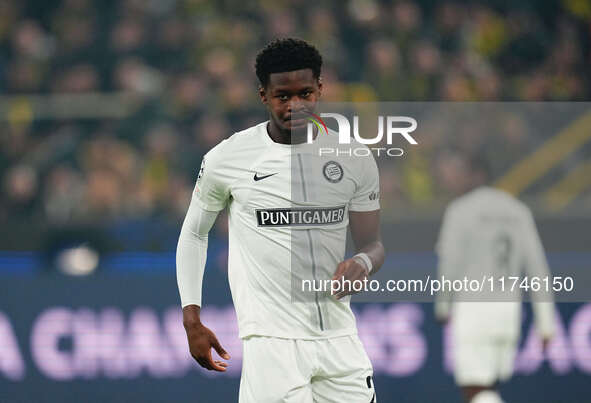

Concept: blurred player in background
[[435, 156, 555, 403], [176, 38, 384, 402]]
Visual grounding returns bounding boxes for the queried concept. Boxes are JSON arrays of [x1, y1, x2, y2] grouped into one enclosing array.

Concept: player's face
[[259, 69, 322, 133]]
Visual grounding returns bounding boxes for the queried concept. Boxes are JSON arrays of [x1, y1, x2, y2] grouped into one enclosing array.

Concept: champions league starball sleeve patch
[[197, 158, 205, 181]]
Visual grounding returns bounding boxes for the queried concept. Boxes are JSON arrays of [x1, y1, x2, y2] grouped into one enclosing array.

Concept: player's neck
[[266, 120, 318, 145]]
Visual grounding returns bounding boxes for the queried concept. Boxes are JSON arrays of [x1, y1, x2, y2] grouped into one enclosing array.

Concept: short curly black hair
[[255, 38, 322, 88]]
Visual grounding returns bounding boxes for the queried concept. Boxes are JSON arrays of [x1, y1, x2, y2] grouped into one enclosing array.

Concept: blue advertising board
[[0, 274, 589, 402]]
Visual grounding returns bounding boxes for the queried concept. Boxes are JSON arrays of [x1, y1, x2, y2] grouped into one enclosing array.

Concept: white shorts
[[239, 335, 376, 403], [454, 335, 517, 387], [454, 340, 516, 386], [452, 302, 519, 387]]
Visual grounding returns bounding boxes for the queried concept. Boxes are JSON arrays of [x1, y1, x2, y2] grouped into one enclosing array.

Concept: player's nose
[[287, 97, 307, 112]]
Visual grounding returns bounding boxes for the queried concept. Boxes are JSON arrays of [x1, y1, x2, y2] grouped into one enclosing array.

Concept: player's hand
[[185, 322, 230, 372], [331, 257, 370, 300]]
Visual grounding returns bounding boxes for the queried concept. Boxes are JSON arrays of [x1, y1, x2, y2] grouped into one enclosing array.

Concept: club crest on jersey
[[323, 161, 343, 183]]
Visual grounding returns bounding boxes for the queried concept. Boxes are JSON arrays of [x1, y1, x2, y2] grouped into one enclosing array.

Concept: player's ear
[[259, 85, 268, 104]]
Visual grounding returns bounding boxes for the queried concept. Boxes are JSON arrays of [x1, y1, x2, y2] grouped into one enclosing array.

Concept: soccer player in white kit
[[176, 38, 384, 402], [435, 157, 555, 403]]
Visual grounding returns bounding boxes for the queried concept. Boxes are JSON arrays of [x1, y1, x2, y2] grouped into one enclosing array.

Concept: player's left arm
[[433, 204, 463, 325], [332, 210, 384, 299], [332, 150, 384, 299], [350, 209, 385, 275]]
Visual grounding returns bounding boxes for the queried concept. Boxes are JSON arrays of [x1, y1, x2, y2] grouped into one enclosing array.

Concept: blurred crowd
[[1, 0, 590, 228]]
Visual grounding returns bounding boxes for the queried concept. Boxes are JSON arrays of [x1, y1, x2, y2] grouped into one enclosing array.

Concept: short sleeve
[[193, 143, 231, 212], [349, 153, 380, 212]]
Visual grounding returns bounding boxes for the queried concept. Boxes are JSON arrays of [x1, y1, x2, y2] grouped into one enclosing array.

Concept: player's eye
[[302, 90, 312, 98], [278, 94, 289, 101]]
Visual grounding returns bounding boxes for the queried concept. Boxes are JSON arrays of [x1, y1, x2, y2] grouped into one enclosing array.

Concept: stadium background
[[1, 0, 590, 402]]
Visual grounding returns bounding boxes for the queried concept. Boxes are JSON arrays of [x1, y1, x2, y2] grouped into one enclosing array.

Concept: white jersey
[[435, 186, 554, 339], [194, 121, 380, 339]]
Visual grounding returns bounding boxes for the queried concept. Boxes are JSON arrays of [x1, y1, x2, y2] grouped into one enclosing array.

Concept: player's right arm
[[176, 144, 232, 371]]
